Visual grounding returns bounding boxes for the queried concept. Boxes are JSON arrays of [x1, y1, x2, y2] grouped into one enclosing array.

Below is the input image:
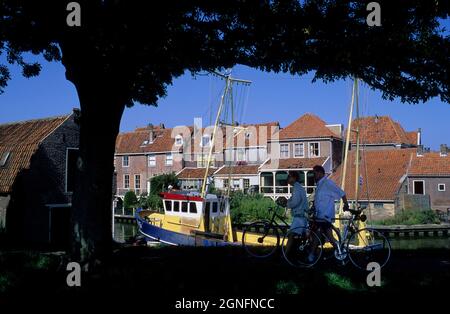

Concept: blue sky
[[0, 57, 448, 150]]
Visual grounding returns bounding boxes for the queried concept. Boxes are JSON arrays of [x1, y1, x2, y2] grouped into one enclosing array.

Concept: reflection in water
[[389, 237, 450, 250], [114, 221, 138, 243]]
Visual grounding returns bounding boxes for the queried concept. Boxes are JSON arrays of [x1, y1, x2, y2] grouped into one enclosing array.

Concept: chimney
[[417, 128, 422, 146], [440, 144, 448, 157], [148, 123, 154, 143], [417, 145, 424, 157]]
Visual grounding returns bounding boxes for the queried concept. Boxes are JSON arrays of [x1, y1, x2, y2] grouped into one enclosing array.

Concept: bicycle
[[241, 205, 322, 265], [281, 206, 392, 269]]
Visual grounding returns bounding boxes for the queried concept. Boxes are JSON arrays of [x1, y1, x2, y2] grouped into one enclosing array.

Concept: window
[[189, 202, 197, 213], [135, 174, 141, 190], [166, 153, 173, 166], [223, 179, 229, 188], [165, 200, 172, 211], [122, 155, 129, 167], [212, 202, 218, 213], [124, 174, 130, 189], [413, 180, 425, 195], [66, 148, 79, 193], [148, 155, 156, 167], [374, 203, 384, 209], [438, 184, 446, 192], [237, 148, 246, 162], [0, 151, 11, 167], [280, 144, 289, 158], [294, 143, 304, 157], [243, 179, 250, 189], [175, 135, 183, 146], [309, 142, 320, 157], [198, 155, 215, 168], [173, 201, 180, 212], [202, 135, 211, 147], [181, 202, 188, 213], [233, 179, 240, 189]]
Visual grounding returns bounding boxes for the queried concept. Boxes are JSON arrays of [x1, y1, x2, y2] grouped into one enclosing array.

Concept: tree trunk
[[68, 71, 126, 265]]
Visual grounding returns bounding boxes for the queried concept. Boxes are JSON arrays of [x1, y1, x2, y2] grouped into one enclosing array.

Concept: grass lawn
[[1, 245, 449, 310]]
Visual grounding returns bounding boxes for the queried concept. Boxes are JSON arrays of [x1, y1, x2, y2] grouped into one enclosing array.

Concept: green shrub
[[373, 210, 440, 225], [147, 194, 163, 212], [149, 173, 179, 195], [230, 192, 282, 224], [123, 190, 138, 210], [138, 192, 148, 209]]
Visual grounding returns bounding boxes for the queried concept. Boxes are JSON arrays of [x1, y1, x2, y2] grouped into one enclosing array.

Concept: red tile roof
[[0, 115, 69, 194], [260, 157, 327, 170], [279, 114, 339, 140], [116, 127, 183, 154], [176, 167, 216, 179], [409, 153, 450, 176], [350, 116, 417, 145], [330, 149, 415, 201], [214, 165, 260, 176]]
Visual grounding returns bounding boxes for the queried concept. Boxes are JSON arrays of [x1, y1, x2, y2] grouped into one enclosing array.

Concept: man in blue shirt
[[312, 165, 349, 249]]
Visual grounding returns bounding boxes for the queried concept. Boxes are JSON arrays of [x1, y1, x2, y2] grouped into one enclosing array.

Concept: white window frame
[[293, 143, 305, 158], [201, 135, 211, 147], [237, 148, 246, 162], [280, 143, 289, 158], [233, 179, 240, 189], [165, 153, 173, 166], [309, 142, 320, 158], [122, 155, 129, 167], [148, 154, 156, 167], [124, 174, 130, 189], [135, 174, 141, 190], [175, 135, 183, 146], [412, 180, 425, 195], [65, 147, 79, 194], [438, 183, 446, 192]]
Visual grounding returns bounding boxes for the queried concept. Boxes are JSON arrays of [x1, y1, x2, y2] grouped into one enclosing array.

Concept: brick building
[[0, 110, 80, 247]]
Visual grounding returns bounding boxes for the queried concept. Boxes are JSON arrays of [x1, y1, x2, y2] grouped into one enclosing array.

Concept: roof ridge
[[0, 114, 70, 127]]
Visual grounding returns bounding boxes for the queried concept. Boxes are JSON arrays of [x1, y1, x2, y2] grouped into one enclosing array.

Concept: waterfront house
[[259, 113, 344, 200]]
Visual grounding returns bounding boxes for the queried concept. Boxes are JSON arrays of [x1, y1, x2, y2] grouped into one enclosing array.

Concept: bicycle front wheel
[[347, 228, 391, 270], [242, 221, 280, 258], [281, 227, 322, 268]]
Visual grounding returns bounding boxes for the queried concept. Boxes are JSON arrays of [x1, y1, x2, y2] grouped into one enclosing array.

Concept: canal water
[[113, 221, 138, 243], [113, 221, 449, 249]]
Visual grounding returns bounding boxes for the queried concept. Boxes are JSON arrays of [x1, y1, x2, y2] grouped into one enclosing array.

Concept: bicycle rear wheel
[[242, 221, 280, 258], [281, 227, 322, 268], [347, 228, 391, 270]]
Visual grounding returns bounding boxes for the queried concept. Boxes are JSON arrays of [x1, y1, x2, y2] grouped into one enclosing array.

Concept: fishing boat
[[135, 71, 252, 246]]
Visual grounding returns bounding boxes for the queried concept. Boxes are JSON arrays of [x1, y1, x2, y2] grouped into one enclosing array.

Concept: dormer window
[[0, 151, 10, 167], [175, 135, 183, 146], [201, 135, 211, 147]]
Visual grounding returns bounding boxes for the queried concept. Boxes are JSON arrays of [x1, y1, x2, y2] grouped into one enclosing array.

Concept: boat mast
[[200, 71, 251, 198], [201, 73, 231, 198], [339, 78, 359, 213]]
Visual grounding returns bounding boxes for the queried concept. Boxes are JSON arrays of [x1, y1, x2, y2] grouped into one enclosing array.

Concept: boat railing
[[147, 217, 163, 227]]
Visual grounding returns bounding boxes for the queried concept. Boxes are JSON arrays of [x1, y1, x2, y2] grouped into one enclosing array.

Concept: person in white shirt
[[282, 171, 309, 257], [312, 165, 349, 250]]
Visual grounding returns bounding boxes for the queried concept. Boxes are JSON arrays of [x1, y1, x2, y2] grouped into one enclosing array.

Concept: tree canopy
[[1, 0, 449, 104]]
